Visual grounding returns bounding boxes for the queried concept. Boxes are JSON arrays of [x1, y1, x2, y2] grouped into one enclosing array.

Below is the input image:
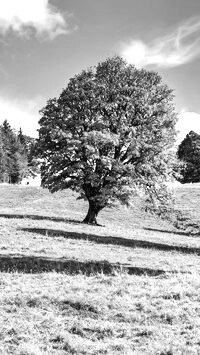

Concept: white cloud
[[0, 0, 72, 40], [0, 96, 44, 137], [176, 111, 200, 144], [121, 17, 200, 68]]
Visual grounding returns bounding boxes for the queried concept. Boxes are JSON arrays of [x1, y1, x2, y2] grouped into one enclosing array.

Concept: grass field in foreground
[[1, 184, 200, 354]]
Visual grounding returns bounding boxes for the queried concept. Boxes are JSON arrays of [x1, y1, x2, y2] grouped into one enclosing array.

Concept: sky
[[0, 0, 199, 143]]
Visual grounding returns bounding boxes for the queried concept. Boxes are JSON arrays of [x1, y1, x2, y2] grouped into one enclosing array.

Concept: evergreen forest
[[0, 120, 38, 184]]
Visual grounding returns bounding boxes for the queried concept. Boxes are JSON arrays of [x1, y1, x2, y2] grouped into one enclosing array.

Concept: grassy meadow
[[1, 184, 200, 354]]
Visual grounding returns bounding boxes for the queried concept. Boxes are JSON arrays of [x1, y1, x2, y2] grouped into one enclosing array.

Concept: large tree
[[38, 56, 177, 224], [177, 131, 200, 183]]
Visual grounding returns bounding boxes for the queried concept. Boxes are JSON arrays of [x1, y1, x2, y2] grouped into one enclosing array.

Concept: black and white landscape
[[0, 1, 200, 354]]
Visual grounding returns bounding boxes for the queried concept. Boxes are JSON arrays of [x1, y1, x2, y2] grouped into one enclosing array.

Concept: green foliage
[[177, 131, 200, 183], [38, 56, 178, 223]]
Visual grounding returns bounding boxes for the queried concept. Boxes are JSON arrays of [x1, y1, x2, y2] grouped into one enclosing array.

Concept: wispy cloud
[[121, 17, 200, 68], [0, 0, 75, 40]]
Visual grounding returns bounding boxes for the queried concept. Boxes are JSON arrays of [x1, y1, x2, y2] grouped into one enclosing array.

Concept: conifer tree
[[0, 121, 29, 183], [0, 128, 6, 182], [18, 127, 26, 147], [1, 120, 15, 182]]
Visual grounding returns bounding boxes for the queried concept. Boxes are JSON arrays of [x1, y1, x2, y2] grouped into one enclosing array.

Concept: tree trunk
[[82, 200, 102, 225]]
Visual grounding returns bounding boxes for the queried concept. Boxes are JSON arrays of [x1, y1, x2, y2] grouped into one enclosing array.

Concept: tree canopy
[[38, 56, 177, 224], [177, 131, 200, 183]]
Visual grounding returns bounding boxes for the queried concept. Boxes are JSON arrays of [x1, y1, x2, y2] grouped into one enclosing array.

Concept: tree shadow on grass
[[143, 227, 200, 236], [21, 227, 200, 255], [0, 213, 82, 225], [0, 254, 165, 277]]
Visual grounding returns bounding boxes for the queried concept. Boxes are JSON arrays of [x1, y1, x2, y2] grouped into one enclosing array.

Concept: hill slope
[[0, 184, 200, 354]]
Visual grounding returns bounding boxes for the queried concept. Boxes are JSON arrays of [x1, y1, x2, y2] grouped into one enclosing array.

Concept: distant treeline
[[0, 120, 38, 184], [0, 118, 199, 186], [177, 130, 200, 184]]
